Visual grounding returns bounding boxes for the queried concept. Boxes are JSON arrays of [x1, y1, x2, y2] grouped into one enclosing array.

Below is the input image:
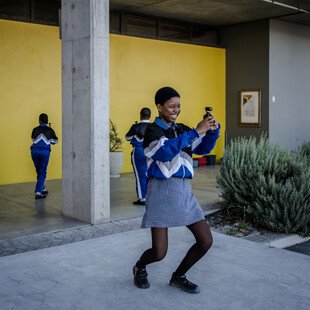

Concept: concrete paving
[[1, 228, 310, 310]]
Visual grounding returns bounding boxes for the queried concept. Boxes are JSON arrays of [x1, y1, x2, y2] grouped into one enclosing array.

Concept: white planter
[[110, 151, 124, 178]]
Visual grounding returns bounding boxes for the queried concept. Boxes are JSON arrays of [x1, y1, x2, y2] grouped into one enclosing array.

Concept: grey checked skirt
[[141, 177, 205, 228]]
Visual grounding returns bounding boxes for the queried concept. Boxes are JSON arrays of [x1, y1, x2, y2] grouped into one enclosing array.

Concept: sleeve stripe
[[125, 135, 134, 141], [144, 137, 168, 158], [133, 135, 144, 142], [191, 135, 204, 152]]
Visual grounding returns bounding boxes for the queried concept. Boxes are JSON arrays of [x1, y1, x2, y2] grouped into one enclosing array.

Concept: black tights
[[136, 220, 213, 276]]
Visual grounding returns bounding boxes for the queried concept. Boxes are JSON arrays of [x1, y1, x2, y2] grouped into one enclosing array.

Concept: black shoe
[[35, 193, 47, 200], [133, 200, 145, 206], [169, 273, 200, 294], [42, 190, 49, 195], [133, 265, 150, 289]]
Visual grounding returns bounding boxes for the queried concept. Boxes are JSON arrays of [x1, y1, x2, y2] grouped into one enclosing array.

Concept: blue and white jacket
[[143, 117, 220, 180], [31, 124, 58, 152]]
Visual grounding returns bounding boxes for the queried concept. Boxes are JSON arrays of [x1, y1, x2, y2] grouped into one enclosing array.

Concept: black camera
[[204, 107, 213, 119]]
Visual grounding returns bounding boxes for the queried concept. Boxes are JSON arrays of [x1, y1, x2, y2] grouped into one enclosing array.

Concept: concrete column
[[61, 0, 110, 224]]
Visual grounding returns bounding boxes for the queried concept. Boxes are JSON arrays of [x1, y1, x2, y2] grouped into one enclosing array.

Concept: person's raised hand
[[195, 115, 218, 135]]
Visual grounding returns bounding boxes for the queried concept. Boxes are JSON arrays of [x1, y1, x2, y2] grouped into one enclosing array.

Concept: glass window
[[0, 4, 219, 46], [110, 11, 120, 33], [158, 20, 189, 41], [191, 25, 219, 45], [123, 14, 157, 37], [32, 0, 60, 25], [0, 0, 30, 20]]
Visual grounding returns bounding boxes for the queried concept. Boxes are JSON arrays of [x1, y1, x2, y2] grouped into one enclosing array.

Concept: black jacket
[[31, 124, 58, 151], [125, 120, 150, 147]]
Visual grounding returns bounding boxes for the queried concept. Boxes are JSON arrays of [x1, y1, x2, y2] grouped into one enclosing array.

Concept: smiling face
[[157, 96, 181, 126]]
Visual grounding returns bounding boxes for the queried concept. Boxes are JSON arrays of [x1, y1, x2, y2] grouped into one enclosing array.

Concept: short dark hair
[[140, 107, 151, 119], [39, 113, 48, 124], [155, 87, 180, 105]]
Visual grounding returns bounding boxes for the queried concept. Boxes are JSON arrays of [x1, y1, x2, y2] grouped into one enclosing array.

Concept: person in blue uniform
[[125, 108, 151, 206], [30, 113, 58, 199], [133, 87, 220, 293]]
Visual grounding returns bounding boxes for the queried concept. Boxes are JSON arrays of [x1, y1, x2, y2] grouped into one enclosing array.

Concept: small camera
[[204, 107, 213, 119]]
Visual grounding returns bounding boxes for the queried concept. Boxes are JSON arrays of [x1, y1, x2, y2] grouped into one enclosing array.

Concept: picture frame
[[239, 90, 261, 127]]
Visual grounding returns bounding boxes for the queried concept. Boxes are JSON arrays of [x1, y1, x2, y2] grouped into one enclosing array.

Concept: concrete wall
[[220, 20, 270, 143], [269, 20, 310, 150]]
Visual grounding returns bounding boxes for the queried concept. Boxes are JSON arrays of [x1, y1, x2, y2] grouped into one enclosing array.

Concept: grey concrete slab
[[0, 217, 143, 257], [0, 229, 309, 310], [0, 195, 86, 240], [286, 240, 310, 256], [0, 167, 222, 240]]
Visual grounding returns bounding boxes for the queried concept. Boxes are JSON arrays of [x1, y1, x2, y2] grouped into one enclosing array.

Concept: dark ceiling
[[0, 0, 309, 27], [110, 0, 310, 26]]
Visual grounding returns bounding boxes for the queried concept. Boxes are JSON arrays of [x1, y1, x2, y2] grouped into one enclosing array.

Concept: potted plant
[[205, 154, 217, 166], [110, 119, 124, 178]]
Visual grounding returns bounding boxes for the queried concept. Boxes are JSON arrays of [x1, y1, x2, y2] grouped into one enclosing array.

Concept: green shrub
[[298, 141, 310, 163], [217, 135, 310, 236]]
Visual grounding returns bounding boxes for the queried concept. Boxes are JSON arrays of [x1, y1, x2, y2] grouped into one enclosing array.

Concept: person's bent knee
[[200, 236, 213, 253], [207, 235, 213, 249], [152, 249, 167, 261]]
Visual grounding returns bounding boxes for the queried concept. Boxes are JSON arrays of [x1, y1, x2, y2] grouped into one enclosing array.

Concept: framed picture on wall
[[239, 90, 261, 127]]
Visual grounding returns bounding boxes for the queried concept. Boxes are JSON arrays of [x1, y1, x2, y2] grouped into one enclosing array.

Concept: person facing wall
[[30, 113, 58, 199], [125, 107, 151, 205]]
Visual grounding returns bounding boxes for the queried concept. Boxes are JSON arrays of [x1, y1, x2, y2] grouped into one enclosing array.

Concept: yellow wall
[[110, 34, 226, 172], [0, 20, 225, 184], [0, 20, 62, 184]]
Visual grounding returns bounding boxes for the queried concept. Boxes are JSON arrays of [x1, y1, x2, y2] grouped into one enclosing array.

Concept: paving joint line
[[0, 204, 224, 257], [3, 203, 303, 257], [0, 216, 144, 257]]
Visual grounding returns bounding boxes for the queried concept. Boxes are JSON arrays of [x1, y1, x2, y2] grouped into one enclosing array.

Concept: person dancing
[[133, 87, 220, 294]]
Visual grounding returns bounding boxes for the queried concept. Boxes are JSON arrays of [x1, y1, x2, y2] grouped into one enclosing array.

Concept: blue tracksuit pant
[[31, 149, 50, 194], [131, 146, 147, 200]]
